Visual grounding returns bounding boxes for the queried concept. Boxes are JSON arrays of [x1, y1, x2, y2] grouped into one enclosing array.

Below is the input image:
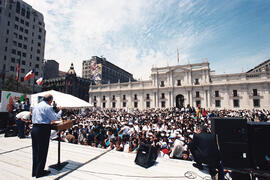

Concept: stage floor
[[0, 135, 210, 180]]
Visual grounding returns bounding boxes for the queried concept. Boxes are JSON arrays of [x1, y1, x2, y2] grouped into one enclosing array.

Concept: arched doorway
[[176, 94, 184, 108]]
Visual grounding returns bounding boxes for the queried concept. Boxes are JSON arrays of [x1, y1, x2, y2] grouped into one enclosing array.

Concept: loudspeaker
[[211, 118, 251, 169], [218, 142, 250, 168], [0, 112, 9, 129], [135, 143, 157, 168], [248, 122, 270, 171], [211, 117, 248, 142]]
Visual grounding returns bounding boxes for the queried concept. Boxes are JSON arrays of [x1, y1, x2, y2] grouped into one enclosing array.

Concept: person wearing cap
[[31, 94, 62, 178]]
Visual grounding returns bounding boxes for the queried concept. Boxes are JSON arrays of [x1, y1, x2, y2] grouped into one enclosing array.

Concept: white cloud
[[23, 0, 267, 81]]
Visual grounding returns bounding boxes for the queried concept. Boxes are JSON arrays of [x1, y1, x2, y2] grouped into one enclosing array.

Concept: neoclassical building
[[89, 60, 270, 110]]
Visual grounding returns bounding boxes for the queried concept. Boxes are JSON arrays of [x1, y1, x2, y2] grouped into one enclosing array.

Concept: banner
[[89, 59, 102, 85]]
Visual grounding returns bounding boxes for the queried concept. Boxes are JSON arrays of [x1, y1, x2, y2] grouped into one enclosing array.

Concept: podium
[[49, 120, 73, 170]]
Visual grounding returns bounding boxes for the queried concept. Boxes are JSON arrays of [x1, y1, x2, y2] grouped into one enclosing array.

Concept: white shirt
[[16, 111, 31, 120]]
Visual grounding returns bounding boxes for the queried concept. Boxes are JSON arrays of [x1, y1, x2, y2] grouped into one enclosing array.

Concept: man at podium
[[31, 94, 62, 178]]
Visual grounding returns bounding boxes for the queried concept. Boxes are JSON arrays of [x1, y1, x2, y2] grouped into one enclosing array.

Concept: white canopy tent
[[31, 90, 93, 108]]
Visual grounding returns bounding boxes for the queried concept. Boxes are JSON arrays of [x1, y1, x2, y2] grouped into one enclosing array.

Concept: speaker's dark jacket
[[189, 132, 219, 167]]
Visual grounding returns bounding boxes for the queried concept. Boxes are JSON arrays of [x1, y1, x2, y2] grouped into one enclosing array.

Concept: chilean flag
[[24, 69, 35, 81], [36, 77, 44, 86]]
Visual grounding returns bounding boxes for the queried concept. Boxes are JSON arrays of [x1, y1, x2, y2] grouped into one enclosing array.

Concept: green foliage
[[0, 75, 32, 93]]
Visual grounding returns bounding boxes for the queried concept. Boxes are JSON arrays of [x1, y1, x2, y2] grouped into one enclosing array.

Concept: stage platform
[[0, 135, 210, 179]]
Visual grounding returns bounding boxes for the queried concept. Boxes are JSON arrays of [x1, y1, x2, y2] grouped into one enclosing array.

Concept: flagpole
[[177, 48, 179, 65], [32, 69, 35, 93], [16, 55, 21, 92]]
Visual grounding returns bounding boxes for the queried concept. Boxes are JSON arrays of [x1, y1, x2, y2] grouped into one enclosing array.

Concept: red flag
[[24, 70, 35, 81], [16, 63, 20, 82]]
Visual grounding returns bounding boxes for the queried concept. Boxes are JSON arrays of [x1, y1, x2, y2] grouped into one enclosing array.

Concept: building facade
[[43, 63, 92, 102], [0, 0, 45, 86], [82, 56, 135, 84], [43, 59, 59, 79], [89, 60, 270, 110]]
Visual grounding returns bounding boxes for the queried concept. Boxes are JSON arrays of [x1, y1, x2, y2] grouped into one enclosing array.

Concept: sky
[[24, 0, 270, 80]]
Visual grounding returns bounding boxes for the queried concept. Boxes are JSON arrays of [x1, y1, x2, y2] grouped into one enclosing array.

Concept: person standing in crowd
[[31, 94, 62, 178], [189, 125, 223, 180], [15, 111, 31, 138]]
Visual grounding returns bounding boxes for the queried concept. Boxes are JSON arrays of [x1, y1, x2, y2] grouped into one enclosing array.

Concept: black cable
[[0, 145, 31, 155]]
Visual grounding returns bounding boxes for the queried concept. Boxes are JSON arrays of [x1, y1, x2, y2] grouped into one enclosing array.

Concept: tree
[[0, 75, 32, 93]]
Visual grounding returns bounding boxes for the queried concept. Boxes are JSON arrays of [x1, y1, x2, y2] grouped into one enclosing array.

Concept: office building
[[0, 0, 45, 87], [82, 56, 135, 84]]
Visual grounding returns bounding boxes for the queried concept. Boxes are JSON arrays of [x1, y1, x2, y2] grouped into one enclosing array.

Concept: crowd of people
[[56, 107, 270, 161], [6, 96, 270, 179]]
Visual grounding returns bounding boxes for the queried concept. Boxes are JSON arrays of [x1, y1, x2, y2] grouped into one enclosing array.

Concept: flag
[[36, 77, 44, 86], [24, 69, 35, 81], [177, 48, 179, 64]]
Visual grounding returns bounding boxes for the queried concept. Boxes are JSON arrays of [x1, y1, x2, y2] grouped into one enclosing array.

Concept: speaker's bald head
[[43, 94, 53, 102]]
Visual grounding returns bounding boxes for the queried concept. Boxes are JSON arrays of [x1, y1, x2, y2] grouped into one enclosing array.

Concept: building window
[[93, 96, 96, 101], [102, 102, 106, 108], [177, 80, 181, 86], [11, 58, 15, 63], [195, 78, 199, 85], [123, 95, 126, 100], [35, 72, 38, 76], [196, 100, 201, 107], [253, 89, 258, 96], [146, 101, 150, 108], [160, 81, 165, 87], [21, 68, 25, 73], [22, 60, 25, 65], [134, 94, 137, 100], [233, 90, 238, 97], [161, 101, 166, 108], [16, 2, 20, 13], [112, 102, 116, 108], [21, 8, 25, 16], [103, 96, 105, 101], [112, 95, 115, 100], [146, 94, 150, 100], [233, 99, 239, 107], [22, 52, 26, 57], [215, 91, 219, 97], [123, 102, 126, 107], [253, 99, 260, 107], [10, 66, 14, 71], [215, 100, 221, 107], [196, 91, 200, 98], [134, 102, 138, 108], [12, 49, 16, 54], [161, 93, 165, 99]]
